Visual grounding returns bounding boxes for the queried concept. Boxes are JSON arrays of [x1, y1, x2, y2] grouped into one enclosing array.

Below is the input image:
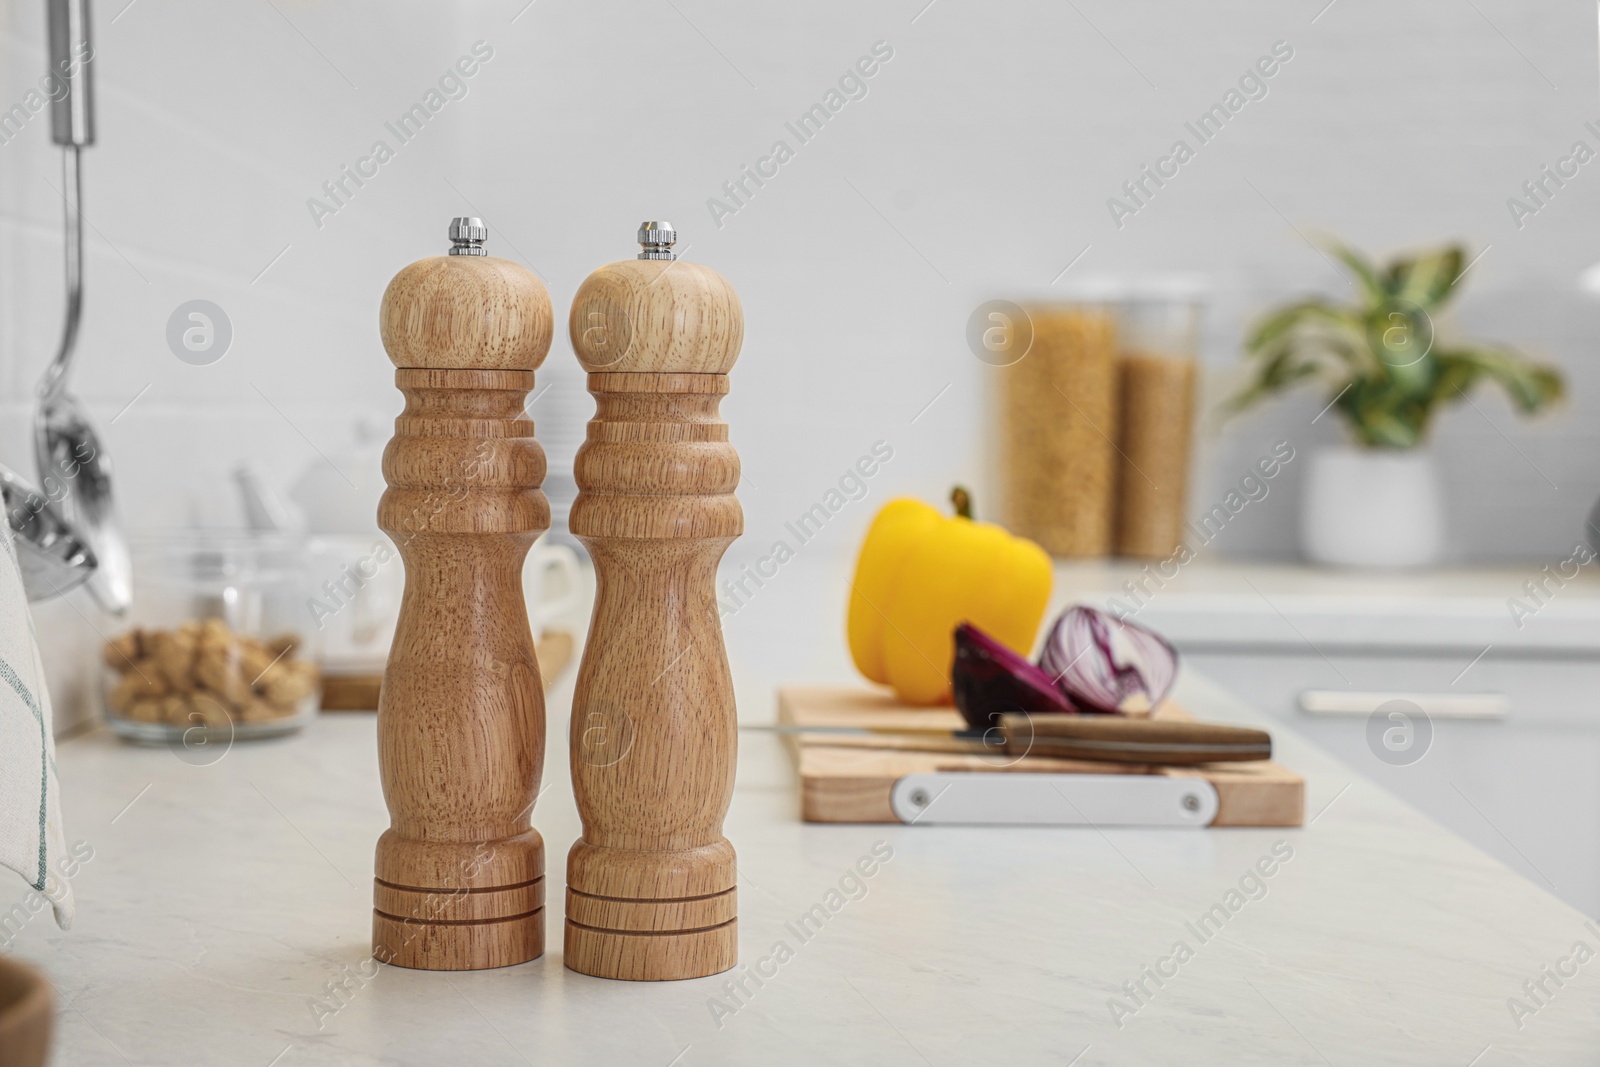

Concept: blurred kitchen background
[[4, 2, 1600, 907]]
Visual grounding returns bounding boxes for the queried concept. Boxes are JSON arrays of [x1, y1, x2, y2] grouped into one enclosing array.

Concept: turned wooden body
[[565, 250, 744, 981], [372, 244, 552, 970]]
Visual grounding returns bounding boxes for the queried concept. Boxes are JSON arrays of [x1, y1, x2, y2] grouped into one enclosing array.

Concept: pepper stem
[[951, 486, 973, 520]]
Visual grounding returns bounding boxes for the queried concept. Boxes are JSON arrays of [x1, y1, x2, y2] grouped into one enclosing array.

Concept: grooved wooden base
[[564, 840, 738, 981], [566, 886, 735, 932], [373, 829, 546, 970]]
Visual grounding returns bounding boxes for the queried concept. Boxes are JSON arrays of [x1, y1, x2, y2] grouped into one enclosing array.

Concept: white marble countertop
[[12, 561, 1600, 1065]]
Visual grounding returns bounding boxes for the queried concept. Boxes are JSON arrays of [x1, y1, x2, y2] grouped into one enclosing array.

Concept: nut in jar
[[104, 619, 319, 733]]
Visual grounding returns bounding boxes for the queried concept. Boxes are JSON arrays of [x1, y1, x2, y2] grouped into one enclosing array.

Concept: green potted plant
[[1229, 241, 1564, 567]]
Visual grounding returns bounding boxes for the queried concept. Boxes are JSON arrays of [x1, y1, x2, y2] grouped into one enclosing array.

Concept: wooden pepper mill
[[372, 218, 552, 970], [565, 221, 743, 981]]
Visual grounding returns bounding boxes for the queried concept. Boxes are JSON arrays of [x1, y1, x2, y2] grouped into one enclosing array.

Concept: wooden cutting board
[[776, 685, 1304, 827]]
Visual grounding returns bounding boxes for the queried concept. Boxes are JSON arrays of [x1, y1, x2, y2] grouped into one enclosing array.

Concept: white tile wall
[[1, 0, 1597, 728]]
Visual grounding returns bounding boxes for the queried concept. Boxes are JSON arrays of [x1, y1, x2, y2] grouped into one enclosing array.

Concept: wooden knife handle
[[998, 713, 1271, 765]]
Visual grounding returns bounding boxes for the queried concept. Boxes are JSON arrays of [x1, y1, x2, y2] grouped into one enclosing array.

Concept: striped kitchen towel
[[0, 519, 73, 929]]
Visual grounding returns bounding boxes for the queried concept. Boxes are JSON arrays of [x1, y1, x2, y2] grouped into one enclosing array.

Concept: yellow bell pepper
[[847, 488, 1052, 705]]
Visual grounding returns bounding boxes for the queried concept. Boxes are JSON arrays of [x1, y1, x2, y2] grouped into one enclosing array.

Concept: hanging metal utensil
[[32, 0, 130, 613], [0, 463, 96, 601]]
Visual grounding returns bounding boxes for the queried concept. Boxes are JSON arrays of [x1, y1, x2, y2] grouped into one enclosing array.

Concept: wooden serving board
[[776, 686, 1304, 827]]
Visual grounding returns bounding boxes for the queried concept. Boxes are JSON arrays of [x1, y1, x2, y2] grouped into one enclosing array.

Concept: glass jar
[[1112, 279, 1205, 560], [999, 293, 1121, 557], [102, 532, 319, 745]]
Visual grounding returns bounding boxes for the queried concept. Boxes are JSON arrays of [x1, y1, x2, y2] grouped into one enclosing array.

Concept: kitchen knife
[[745, 715, 1271, 765]]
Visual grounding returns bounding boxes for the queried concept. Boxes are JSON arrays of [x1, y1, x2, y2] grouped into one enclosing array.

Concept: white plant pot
[[1301, 446, 1443, 568]]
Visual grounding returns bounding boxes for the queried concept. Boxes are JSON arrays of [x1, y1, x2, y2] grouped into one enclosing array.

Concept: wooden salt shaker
[[565, 222, 743, 981], [371, 218, 552, 970]]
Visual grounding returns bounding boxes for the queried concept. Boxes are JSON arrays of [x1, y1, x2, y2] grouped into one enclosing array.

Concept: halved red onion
[[1038, 605, 1179, 715], [951, 621, 1074, 731]]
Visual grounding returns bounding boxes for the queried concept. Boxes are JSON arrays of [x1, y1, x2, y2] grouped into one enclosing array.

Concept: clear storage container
[[1113, 281, 1205, 559], [102, 532, 319, 747]]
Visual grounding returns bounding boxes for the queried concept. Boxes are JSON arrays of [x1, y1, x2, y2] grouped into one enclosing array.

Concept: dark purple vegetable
[[1038, 605, 1179, 715], [952, 621, 1074, 732]]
